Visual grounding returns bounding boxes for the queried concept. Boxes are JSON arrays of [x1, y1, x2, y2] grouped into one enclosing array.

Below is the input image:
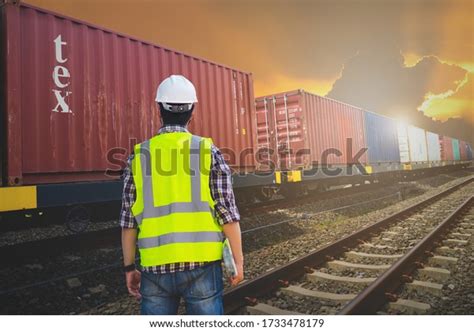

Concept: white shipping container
[[426, 131, 441, 162], [397, 123, 410, 163], [407, 126, 428, 162]]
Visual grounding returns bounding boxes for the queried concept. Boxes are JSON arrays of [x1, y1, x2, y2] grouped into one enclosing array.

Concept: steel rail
[[0, 227, 121, 264], [339, 194, 473, 315], [223, 176, 473, 314]]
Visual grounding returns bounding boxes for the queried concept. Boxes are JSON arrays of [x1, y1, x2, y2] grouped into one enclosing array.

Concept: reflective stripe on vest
[[138, 231, 224, 249]]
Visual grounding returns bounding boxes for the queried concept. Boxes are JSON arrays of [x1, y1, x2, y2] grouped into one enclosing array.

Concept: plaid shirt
[[120, 125, 240, 274]]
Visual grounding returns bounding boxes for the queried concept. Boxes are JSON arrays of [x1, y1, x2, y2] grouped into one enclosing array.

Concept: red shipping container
[[255, 90, 367, 169], [1, 2, 257, 186], [439, 136, 454, 161]]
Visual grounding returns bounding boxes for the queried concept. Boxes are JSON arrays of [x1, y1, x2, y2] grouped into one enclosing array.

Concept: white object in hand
[[222, 238, 237, 277]]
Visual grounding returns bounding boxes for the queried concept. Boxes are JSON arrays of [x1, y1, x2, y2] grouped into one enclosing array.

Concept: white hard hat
[[155, 75, 198, 112]]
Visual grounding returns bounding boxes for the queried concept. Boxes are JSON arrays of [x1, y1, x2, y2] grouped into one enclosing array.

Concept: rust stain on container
[[1, 2, 257, 185]]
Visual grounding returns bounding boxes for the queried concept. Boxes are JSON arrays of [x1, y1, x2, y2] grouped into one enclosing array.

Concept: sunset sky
[[25, 0, 474, 142]]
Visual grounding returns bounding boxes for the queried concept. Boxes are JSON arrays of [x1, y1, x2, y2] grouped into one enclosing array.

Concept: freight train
[[0, 1, 472, 224]]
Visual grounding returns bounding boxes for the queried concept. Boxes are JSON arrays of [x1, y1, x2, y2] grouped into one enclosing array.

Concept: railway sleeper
[[417, 267, 451, 282], [448, 232, 471, 240], [360, 243, 402, 252], [406, 280, 444, 296], [307, 271, 375, 285], [427, 255, 458, 268], [381, 231, 400, 238], [344, 251, 403, 264], [435, 246, 464, 256], [390, 226, 405, 232], [246, 303, 301, 315], [443, 238, 468, 247], [280, 285, 356, 303], [388, 299, 431, 315], [327, 260, 391, 273]]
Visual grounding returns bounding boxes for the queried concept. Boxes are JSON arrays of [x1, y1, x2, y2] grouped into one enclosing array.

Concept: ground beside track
[[0, 171, 472, 314], [85, 172, 473, 314]]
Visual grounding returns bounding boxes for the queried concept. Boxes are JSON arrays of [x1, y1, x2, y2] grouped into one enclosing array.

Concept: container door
[[271, 93, 305, 170], [255, 97, 277, 170], [397, 123, 410, 163]]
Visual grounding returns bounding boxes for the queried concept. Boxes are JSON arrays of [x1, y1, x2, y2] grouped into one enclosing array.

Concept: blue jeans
[[140, 262, 224, 315]]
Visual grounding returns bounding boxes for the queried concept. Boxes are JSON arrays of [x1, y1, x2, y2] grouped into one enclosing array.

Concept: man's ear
[[188, 111, 195, 125], [157, 104, 164, 125]]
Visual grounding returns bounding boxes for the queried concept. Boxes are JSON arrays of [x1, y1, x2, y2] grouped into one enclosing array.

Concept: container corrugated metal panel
[[426, 131, 441, 162], [452, 139, 461, 161], [467, 143, 473, 160], [439, 136, 454, 161], [255, 90, 367, 169], [407, 125, 428, 162], [2, 3, 257, 186], [363, 111, 400, 163], [459, 141, 468, 161], [397, 124, 410, 163]]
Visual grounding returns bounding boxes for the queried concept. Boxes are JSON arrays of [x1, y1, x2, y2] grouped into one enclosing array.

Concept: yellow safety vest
[[131, 132, 223, 266]]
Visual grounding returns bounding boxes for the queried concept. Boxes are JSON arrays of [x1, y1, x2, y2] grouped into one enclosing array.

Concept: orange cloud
[[421, 72, 474, 125], [401, 52, 472, 124]]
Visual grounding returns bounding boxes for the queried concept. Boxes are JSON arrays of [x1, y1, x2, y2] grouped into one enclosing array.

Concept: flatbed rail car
[[255, 89, 472, 194], [0, 1, 275, 217]]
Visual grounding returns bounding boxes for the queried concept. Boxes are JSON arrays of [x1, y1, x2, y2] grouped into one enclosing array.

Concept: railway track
[[342, 195, 473, 314], [240, 182, 387, 214], [223, 176, 473, 314], [1, 176, 471, 314], [0, 181, 396, 265]]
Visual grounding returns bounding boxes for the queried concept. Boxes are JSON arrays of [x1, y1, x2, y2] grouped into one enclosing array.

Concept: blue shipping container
[[452, 139, 461, 160], [364, 111, 400, 163], [467, 143, 473, 160]]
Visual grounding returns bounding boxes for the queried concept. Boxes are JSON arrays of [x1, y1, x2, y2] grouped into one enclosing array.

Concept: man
[[120, 75, 244, 315]]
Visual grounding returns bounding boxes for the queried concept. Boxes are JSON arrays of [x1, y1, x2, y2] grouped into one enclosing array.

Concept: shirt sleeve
[[209, 144, 241, 225], [119, 154, 138, 229]]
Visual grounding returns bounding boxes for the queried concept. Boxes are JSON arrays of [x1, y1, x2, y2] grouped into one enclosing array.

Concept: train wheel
[[300, 184, 309, 196], [65, 205, 91, 233], [255, 186, 276, 202], [279, 184, 308, 199], [235, 190, 256, 206], [316, 183, 328, 192]]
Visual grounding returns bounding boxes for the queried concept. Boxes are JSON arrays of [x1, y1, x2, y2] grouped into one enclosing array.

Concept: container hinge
[[2, 0, 21, 6]]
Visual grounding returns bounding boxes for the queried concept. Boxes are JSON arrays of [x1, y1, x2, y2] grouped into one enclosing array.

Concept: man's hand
[[125, 269, 141, 300], [229, 262, 244, 286], [222, 222, 244, 286]]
